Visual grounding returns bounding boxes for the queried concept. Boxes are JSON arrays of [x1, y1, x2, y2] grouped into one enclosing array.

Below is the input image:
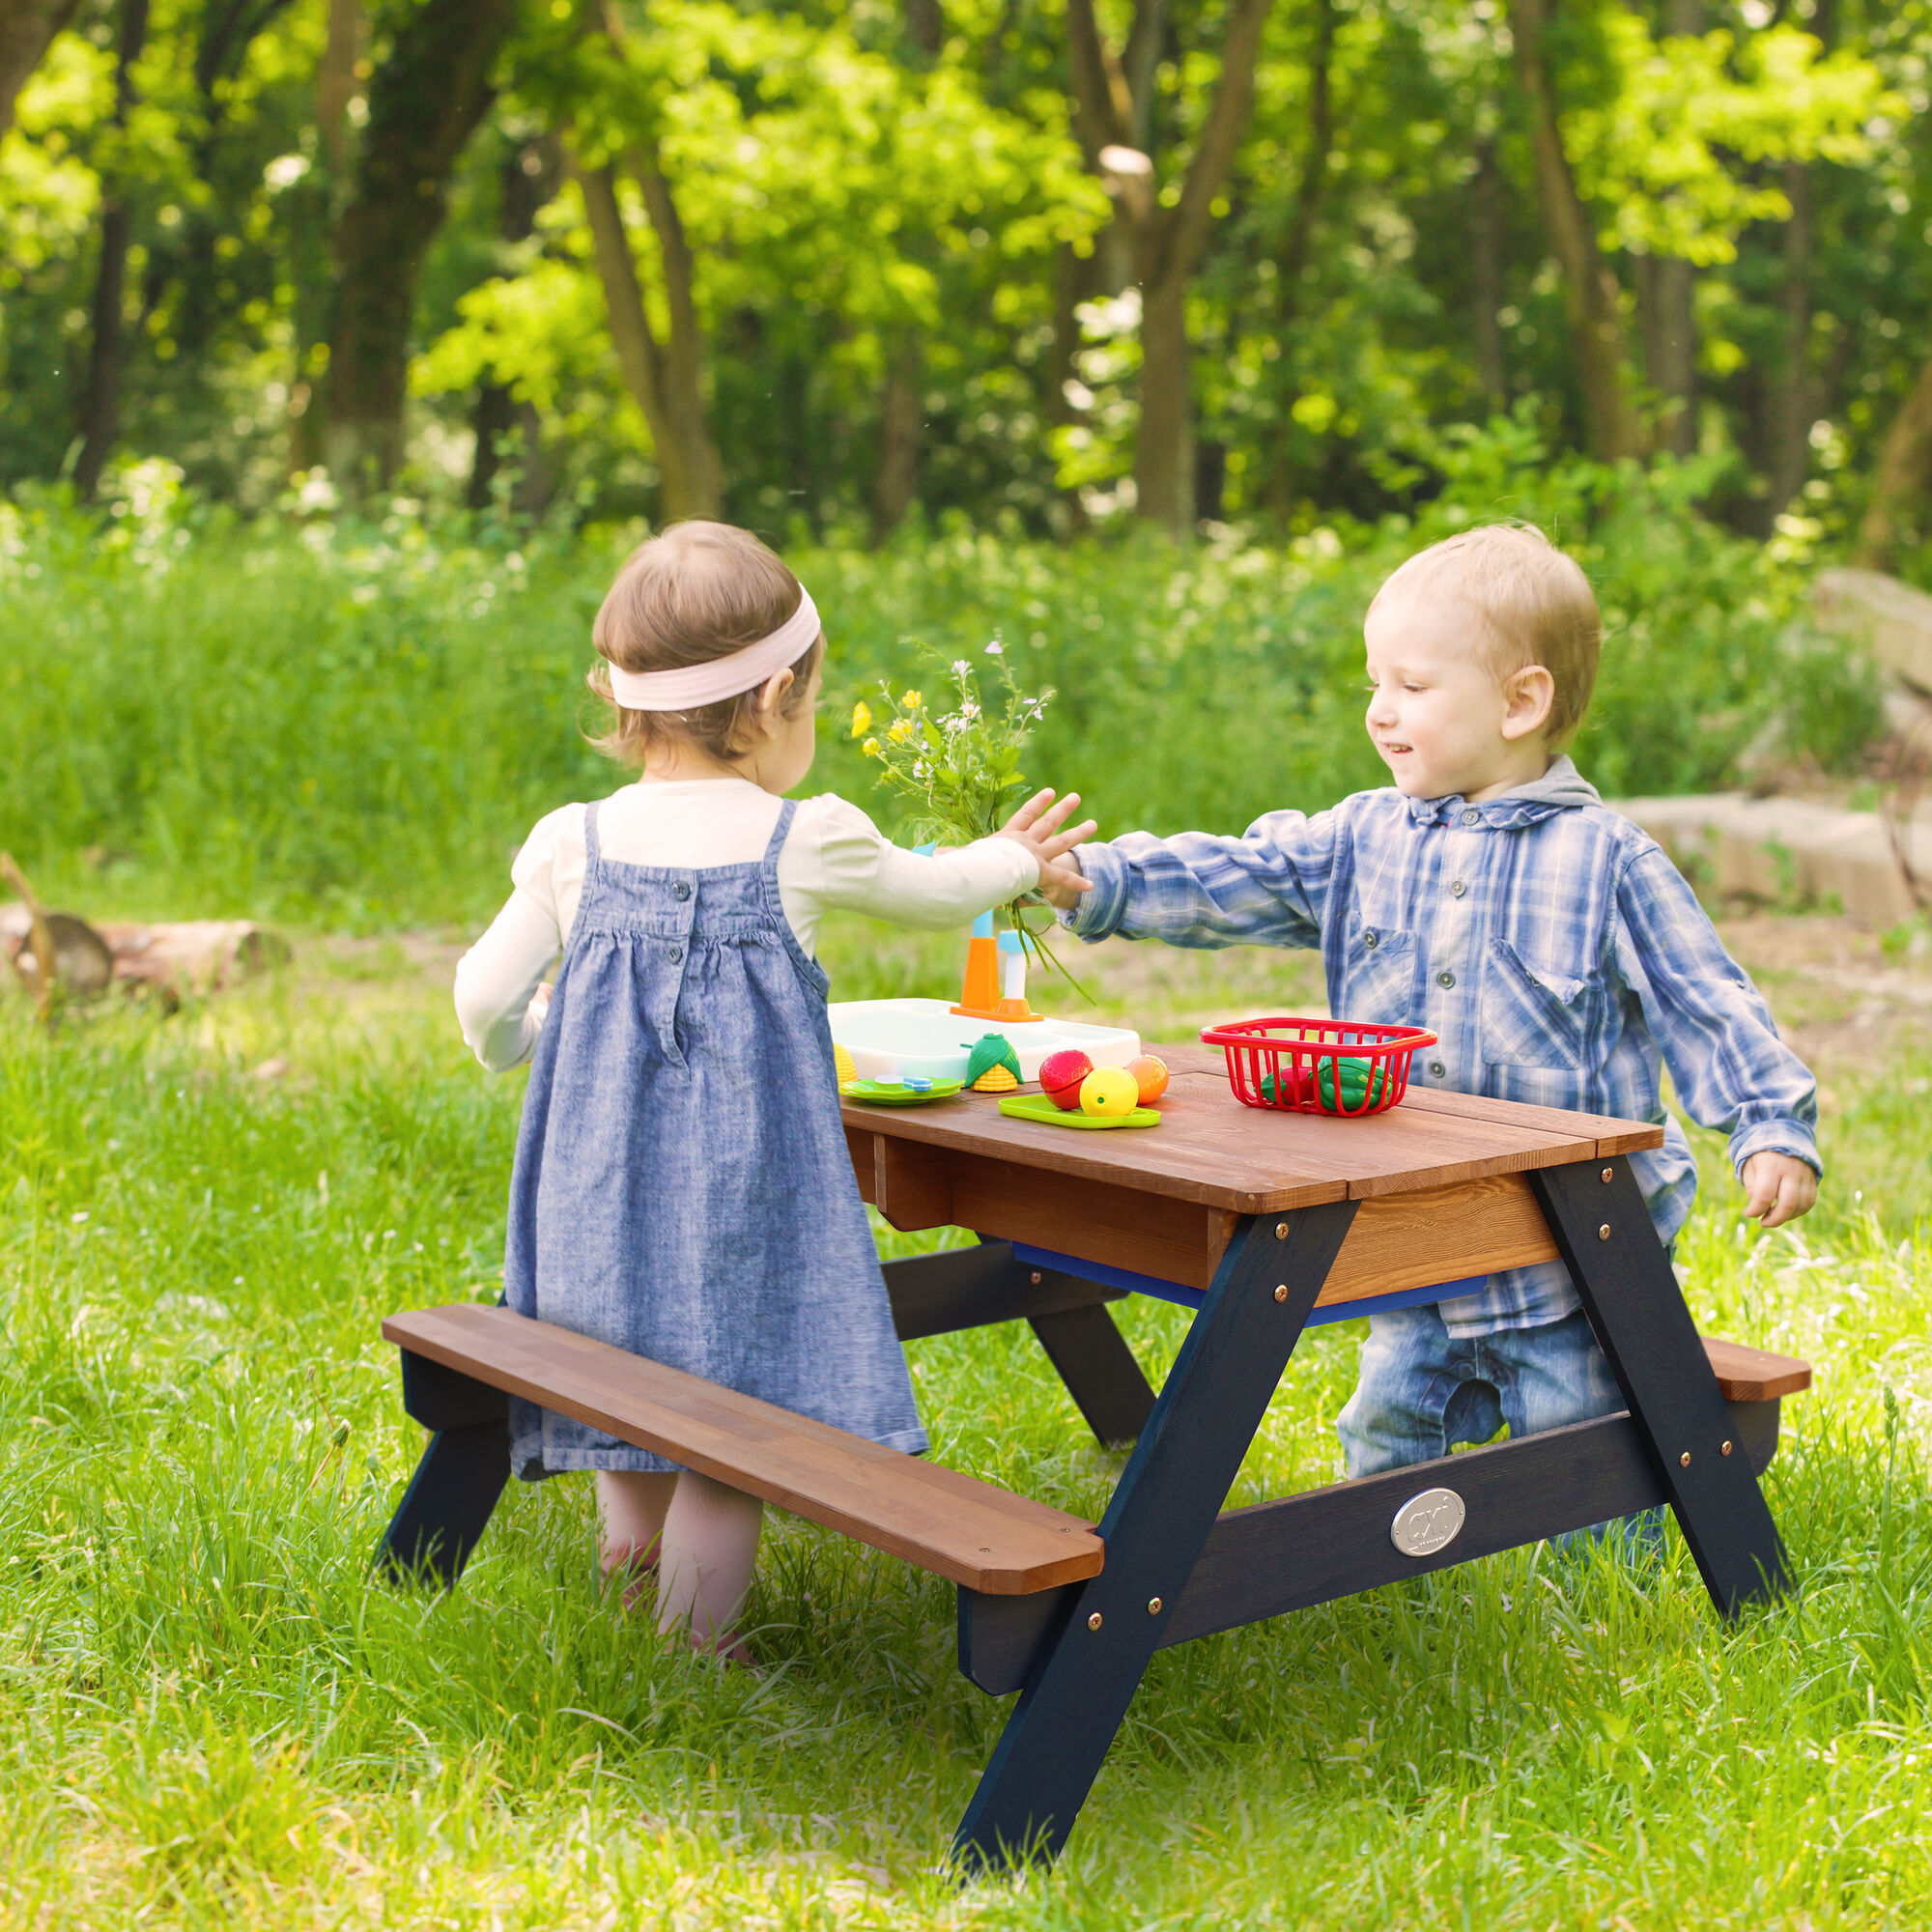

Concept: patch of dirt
[[1717, 913, 1932, 1083]]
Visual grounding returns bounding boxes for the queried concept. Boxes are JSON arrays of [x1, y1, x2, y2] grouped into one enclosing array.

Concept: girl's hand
[[1741, 1151, 1817, 1230], [996, 788, 1095, 903], [529, 980, 554, 1029]]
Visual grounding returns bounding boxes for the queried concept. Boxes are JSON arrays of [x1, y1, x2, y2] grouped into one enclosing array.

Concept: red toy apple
[[1038, 1047, 1094, 1110]]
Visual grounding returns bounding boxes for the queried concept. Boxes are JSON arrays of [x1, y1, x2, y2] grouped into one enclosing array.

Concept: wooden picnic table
[[377, 1039, 1806, 1873]]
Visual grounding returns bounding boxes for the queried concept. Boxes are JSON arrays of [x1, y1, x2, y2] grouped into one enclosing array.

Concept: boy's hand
[[996, 788, 1095, 903], [1741, 1151, 1817, 1230]]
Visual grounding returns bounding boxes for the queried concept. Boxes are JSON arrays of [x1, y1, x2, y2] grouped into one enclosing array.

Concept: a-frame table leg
[[952, 1199, 1360, 1873], [1529, 1157, 1792, 1613]]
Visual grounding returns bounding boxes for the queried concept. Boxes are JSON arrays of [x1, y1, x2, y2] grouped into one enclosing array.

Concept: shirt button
[[668, 944, 684, 963], [1436, 970, 1456, 988], [673, 882, 691, 900], [1450, 880, 1466, 898], [1462, 808, 1479, 826], [1363, 930, 1378, 950], [1429, 1060, 1446, 1077]]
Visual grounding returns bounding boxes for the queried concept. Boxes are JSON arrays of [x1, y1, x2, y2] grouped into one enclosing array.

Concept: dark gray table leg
[[375, 1419, 510, 1584], [373, 1347, 512, 1586], [952, 1199, 1360, 1873], [1028, 1303, 1156, 1447], [1529, 1157, 1791, 1614]]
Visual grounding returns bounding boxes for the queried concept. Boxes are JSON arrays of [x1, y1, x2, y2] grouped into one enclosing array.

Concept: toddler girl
[[453, 521, 1092, 1659]]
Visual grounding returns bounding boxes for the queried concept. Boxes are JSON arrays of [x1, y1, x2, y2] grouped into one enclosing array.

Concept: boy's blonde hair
[[1369, 524, 1601, 747], [588, 521, 822, 765]]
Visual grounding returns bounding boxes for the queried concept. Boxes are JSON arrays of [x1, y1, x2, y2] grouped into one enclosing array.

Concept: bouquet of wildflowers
[[850, 639, 1087, 995]]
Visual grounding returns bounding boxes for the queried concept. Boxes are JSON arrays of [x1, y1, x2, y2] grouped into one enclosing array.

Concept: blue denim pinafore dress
[[503, 798, 927, 1477]]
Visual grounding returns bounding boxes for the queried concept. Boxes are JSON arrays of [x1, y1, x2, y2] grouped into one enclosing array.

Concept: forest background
[[5, 0, 1932, 914]]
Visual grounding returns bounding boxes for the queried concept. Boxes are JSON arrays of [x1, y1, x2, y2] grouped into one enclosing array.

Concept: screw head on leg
[[1721, 1440, 1733, 1457], [1147, 1597, 1162, 1615], [1602, 1167, 1613, 1183], [1274, 1285, 1288, 1302], [1680, 1451, 1692, 1468], [1599, 1224, 1611, 1240], [1087, 1611, 1102, 1632], [1275, 1222, 1289, 1239]]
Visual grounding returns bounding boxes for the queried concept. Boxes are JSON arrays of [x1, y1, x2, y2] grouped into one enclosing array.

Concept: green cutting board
[[997, 1093, 1161, 1130]]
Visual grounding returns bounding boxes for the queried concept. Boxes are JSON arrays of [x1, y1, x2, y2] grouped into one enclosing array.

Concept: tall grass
[[0, 440, 1879, 929], [2, 947, 1930, 1926]]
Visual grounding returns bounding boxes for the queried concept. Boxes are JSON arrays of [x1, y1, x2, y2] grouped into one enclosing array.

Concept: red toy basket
[[1199, 1015, 1438, 1118]]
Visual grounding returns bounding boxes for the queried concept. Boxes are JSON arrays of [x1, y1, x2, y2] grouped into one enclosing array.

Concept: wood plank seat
[[1699, 1336, 1810, 1402], [382, 1304, 1105, 1596]]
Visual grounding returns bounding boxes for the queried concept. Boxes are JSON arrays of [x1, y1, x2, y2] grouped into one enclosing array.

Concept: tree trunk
[[572, 156, 723, 522], [1065, 0, 1271, 532], [322, 0, 517, 497], [0, 0, 78, 139], [72, 0, 148, 501], [1136, 275, 1194, 525], [1264, 0, 1338, 518], [904, 0, 942, 61], [1508, 0, 1640, 461], [469, 138, 558, 511], [1764, 156, 1814, 520], [1470, 129, 1506, 409], [1858, 354, 1932, 568], [1647, 0, 1700, 456], [871, 337, 923, 543], [287, 0, 360, 473]]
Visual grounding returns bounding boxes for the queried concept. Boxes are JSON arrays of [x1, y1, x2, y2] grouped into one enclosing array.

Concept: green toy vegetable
[[1260, 1056, 1389, 1113], [965, 1032, 1023, 1088]]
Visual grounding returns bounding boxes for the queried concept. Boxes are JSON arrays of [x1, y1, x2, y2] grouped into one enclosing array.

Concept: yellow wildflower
[[901, 691, 923, 711], [887, 719, 912, 744], [862, 737, 881, 758], [849, 700, 872, 738]]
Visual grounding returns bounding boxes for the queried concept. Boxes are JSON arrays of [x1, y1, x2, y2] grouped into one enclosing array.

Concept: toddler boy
[[1043, 525, 1819, 1484]]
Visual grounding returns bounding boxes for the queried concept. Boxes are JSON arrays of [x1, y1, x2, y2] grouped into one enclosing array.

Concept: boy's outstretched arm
[[1615, 846, 1821, 1226], [1039, 808, 1340, 952]]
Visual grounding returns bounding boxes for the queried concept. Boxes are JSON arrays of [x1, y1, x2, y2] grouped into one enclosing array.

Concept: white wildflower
[[984, 640, 1005, 655]]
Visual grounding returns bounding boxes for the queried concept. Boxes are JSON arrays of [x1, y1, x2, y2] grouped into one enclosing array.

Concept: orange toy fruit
[[1126, 1054, 1169, 1106], [1039, 1047, 1094, 1111], [1079, 1065, 1139, 1117]]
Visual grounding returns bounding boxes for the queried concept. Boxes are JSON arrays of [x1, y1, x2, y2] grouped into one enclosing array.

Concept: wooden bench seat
[[383, 1306, 1808, 1602], [1699, 1336, 1810, 1403], [383, 1304, 1105, 1596]]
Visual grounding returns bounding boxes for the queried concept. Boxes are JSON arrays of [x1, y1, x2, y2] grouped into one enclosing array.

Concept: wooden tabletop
[[840, 1041, 1663, 1215]]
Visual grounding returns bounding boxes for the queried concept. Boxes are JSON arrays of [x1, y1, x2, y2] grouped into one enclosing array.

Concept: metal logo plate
[[1390, 1487, 1465, 1558]]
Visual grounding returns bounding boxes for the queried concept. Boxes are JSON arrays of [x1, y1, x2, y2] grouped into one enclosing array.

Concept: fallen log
[[1, 909, 287, 1000]]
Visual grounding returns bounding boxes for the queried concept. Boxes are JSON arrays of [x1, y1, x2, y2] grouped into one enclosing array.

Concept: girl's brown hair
[[587, 521, 823, 766]]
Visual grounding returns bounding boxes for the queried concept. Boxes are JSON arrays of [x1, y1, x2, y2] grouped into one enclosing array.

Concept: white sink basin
[[828, 998, 1140, 1084]]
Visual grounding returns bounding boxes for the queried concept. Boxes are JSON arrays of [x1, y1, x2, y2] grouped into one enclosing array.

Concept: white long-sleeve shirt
[[454, 778, 1037, 1070]]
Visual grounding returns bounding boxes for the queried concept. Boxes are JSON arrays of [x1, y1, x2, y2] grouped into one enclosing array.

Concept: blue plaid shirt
[[1064, 757, 1821, 1337]]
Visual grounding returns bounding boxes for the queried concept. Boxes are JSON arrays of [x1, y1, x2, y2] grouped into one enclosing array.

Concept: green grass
[[0, 443, 1881, 930], [3, 928, 1931, 1927]]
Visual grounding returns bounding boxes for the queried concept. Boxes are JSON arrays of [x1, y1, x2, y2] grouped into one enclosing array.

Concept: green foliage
[[0, 442, 1880, 925]]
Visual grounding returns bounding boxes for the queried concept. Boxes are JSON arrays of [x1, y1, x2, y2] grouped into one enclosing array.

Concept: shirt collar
[[1404, 754, 1602, 831]]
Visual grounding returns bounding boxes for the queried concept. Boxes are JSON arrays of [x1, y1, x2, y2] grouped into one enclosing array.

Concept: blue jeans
[[1336, 1304, 1663, 1551]]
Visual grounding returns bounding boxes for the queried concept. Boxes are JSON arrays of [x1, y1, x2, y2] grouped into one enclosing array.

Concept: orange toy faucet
[[951, 910, 1002, 1019]]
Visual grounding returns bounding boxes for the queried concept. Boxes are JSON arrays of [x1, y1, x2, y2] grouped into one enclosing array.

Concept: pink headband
[[604, 588, 821, 711]]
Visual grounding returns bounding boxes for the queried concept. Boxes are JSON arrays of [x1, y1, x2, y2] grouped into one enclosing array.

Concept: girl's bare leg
[[595, 1469, 677, 1606], [655, 1471, 764, 1660]]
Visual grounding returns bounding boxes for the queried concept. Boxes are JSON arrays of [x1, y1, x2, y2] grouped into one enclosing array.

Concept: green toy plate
[[840, 1077, 963, 1106], [997, 1093, 1161, 1130]]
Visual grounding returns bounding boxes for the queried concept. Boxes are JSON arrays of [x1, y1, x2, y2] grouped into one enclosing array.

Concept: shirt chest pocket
[[1339, 917, 1418, 1024], [1479, 938, 1600, 1070]]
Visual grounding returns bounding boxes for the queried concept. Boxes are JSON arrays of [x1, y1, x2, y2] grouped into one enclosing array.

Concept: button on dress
[[502, 800, 927, 1477]]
